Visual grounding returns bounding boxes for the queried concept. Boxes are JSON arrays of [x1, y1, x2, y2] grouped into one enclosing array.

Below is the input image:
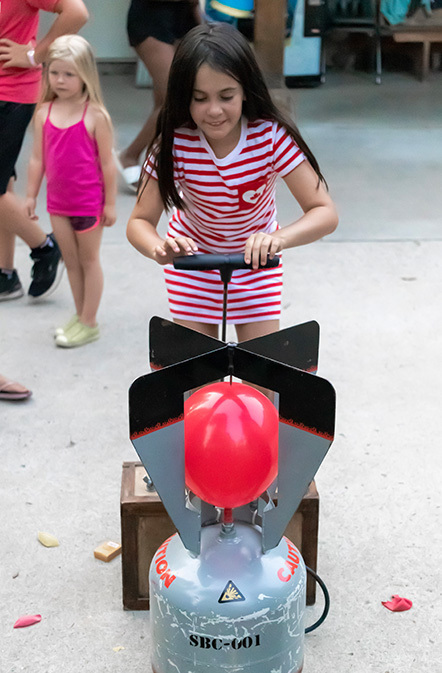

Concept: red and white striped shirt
[[146, 118, 305, 325], [147, 118, 305, 252]]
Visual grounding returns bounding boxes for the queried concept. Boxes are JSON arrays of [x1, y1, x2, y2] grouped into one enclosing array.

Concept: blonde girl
[[26, 34, 116, 348]]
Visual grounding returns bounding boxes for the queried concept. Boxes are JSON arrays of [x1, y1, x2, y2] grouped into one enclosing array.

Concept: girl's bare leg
[[172, 319, 279, 343], [50, 215, 83, 315], [75, 225, 104, 327], [119, 37, 176, 168], [235, 319, 279, 343], [173, 319, 219, 339]]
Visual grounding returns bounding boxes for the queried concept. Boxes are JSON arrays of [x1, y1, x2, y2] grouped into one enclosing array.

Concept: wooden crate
[[121, 461, 319, 609]]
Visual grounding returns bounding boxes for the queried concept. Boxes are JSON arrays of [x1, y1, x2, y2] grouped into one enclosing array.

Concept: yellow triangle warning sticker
[[218, 580, 246, 603]]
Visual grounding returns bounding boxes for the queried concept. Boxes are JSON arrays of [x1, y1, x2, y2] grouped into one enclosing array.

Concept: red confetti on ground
[[13, 615, 42, 628], [382, 595, 413, 612]]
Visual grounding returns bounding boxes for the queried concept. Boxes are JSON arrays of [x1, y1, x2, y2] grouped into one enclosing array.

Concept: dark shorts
[[0, 101, 35, 195], [127, 0, 198, 47], [51, 215, 100, 233], [70, 216, 100, 233]]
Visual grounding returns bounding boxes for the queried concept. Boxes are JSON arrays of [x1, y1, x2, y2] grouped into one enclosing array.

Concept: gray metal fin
[[131, 422, 201, 555], [261, 423, 332, 552]]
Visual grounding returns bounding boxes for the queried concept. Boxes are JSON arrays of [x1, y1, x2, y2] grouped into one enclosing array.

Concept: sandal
[[0, 374, 32, 401]]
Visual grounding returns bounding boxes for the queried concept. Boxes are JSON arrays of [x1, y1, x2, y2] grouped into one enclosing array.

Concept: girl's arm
[[25, 107, 46, 220], [127, 176, 198, 265], [244, 161, 338, 268], [94, 110, 117, 227]]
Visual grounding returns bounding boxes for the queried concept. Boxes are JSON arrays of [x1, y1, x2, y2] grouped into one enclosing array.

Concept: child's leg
[[173, 319, 219, 339], [75, 225, 104, 327], [50, 215, 83, 314], [235, 319, 279, 343], [172, 319, 279, 343]]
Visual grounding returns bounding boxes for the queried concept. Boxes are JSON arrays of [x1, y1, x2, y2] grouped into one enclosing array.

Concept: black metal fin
[[149, 316, 223, 370], [238, 321, 320, 372]]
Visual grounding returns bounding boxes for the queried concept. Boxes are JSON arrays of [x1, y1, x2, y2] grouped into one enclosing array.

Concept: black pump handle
[[173, 253, 280, 272], [173, 253, 280, 277]]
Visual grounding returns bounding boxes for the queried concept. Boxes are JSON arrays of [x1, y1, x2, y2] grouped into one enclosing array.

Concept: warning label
[[218, 580, 245, 603]]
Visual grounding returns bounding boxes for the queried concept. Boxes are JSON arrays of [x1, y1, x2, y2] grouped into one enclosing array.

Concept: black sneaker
[[0, 269, 24, 301], [28, 233, 64, 299]]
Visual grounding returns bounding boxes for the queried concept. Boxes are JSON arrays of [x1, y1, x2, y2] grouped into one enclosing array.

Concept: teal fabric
[[381, 0, 431, 25]]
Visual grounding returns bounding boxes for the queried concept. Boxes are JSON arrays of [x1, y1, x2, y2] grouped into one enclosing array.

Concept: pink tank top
[[44, 101, 104, 217]]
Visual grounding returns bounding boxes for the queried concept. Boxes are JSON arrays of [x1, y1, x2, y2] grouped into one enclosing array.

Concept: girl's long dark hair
[[142, 22, 325, 210]]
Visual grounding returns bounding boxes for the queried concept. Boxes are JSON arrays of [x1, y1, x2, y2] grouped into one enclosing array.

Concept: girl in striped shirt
[[127, 22, 338, 342]]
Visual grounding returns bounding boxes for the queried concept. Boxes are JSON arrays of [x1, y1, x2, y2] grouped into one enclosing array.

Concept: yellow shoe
[[54, 314, 78, 338], [55, 321, 99, 348]]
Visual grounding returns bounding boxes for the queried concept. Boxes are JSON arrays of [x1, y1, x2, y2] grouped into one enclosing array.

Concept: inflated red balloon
[[184, 382, 278, 508]]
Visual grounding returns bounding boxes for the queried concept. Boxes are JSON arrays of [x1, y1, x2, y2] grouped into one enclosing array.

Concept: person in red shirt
[[0, 0, 88, 301]]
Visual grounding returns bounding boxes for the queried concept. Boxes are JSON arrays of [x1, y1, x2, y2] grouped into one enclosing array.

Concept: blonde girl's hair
[[41, 34, 112, 126]]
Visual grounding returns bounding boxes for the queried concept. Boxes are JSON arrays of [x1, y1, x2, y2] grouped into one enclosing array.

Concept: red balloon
[[184, 382, 279, 508]]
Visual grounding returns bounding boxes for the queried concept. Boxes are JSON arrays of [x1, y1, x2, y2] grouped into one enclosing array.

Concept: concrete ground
[[1, 69, 442, 672]]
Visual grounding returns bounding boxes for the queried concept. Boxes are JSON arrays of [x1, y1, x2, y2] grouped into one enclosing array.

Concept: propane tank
[[150, 523, 305, 673]]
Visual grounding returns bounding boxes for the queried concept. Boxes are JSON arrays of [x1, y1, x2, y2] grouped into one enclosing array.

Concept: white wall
[[39, 0, 134, 60]]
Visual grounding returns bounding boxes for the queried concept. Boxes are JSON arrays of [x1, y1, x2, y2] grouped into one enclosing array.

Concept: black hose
[[305, 566, 330, 633]]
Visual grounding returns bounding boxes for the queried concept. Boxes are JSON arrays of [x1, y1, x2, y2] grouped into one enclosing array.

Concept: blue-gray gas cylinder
[[149, 522, 306, 673]]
